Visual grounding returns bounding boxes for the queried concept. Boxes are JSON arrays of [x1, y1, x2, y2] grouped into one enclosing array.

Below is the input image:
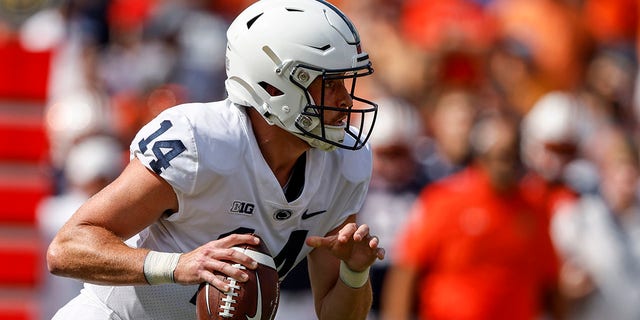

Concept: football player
[[47, 0, 385, 319]]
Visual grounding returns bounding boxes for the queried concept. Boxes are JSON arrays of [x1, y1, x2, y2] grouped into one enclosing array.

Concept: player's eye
[[324, 79, 343, 89], [324, 80, 335, 89]]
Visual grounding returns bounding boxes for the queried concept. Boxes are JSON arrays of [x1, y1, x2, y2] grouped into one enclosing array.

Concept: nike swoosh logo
[[246, 273, 262, 320], [301, 209, 327, 220]]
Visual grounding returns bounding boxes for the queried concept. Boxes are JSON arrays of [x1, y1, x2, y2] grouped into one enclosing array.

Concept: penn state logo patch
[[273, 209, 292, 221]]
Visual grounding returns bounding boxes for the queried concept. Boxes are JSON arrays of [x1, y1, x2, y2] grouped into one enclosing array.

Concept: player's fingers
[[353, 224, 370, 242], [201, 270, 233, 292], [209, 260, 250, 283], [364, 235, 383, 261], [211, 248, 258, 270], [214, 233, 260, 248], [305, 235, 330, 248], [204, 277, 229, 292], [368, 235, 379, 248], [338, 222, 358, 243]]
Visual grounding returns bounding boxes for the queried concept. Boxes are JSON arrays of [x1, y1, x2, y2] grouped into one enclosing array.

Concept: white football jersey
[[69, 99, 372, 320]]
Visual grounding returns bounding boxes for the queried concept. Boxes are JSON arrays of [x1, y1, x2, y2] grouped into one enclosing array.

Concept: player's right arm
[[46, 158, 258, 289]]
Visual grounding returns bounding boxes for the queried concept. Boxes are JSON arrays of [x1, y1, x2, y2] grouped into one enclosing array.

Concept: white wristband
[[339, 261, 370, 289], [143, 251, 182, 285]]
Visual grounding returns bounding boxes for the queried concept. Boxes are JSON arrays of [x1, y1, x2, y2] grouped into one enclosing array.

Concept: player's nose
[[337, 83, 353, 110]]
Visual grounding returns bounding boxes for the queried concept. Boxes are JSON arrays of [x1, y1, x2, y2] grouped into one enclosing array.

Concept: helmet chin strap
[[295, 123, 346, 152]]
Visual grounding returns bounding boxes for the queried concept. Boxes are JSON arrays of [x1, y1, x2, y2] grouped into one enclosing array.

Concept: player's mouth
[[328, 113, 348, 127]]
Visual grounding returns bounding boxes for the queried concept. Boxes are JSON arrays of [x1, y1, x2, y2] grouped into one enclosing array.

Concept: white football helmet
[[225, 0, 377, 151]]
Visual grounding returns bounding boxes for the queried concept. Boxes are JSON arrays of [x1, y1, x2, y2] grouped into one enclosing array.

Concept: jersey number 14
[[138, 120, 187, 174]]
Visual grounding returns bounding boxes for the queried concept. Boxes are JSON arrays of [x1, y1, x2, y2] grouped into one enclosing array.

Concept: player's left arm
[[306, 214, 385, 320]]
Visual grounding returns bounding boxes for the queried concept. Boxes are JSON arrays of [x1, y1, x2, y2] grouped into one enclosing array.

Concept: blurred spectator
[[488, 0, 590, 92], [357, 96, 425, 319], [345, 0, 433, 106], [21, 1, 116, 192], [142, 0, 229, 102], [99, 0, 170, 96], [580, 47, 638, 134], [170, 2, 228, 102], [44, 89, 113, 192], [485, 36, 548, 116], [551, 126, 640, 320], [110, 83, 187, 148], [37, 134, 125, 320], [400, 0, 497, 53], [96, 0, 229, 149], [520, 91, 589, 212], [581, 0, 638, 47], [25, 0, 111, 102], [391, 0, 497, 104], [521, 92, 583, 170], [417, 87, 476, 183], [381, 111, 561, 320]]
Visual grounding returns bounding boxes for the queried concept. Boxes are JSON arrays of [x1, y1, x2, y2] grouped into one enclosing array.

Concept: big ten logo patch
[[230, 201, 255, 215]]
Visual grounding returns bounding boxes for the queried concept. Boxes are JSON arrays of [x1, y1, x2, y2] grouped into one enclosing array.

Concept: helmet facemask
[[291, 64, 377, 151]]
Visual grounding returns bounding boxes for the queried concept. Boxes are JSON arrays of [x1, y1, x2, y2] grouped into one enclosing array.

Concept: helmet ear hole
[[259, 82, 284, 97]]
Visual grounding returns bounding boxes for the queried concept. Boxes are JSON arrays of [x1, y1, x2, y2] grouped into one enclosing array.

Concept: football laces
[[218, 264, 245, 318]]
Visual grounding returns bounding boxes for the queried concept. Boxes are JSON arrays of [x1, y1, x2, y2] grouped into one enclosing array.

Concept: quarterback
[[46, 0, 384, 319]]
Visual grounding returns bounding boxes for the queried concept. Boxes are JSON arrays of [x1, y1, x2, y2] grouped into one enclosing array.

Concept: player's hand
[[172, 234, 259, 291], [306, 223, 385, 272]]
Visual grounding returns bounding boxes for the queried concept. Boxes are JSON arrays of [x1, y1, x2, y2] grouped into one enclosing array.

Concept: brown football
[[196, 236, 280, 320]]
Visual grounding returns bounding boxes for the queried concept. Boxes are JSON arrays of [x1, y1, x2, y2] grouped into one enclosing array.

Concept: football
[[196, 236, 280, 320]]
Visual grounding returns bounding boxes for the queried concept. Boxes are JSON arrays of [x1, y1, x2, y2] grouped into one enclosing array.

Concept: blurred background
[[0, 0, 639, 319]]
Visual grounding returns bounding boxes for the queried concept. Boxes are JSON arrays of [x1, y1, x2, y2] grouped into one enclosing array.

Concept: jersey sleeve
[[329, 144, 373, 230], [130, 107, 199, 195], [329, 177, 371, 232]]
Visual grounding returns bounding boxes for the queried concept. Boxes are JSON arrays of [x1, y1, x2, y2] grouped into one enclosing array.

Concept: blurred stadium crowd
[[1, 0, 640, 319]]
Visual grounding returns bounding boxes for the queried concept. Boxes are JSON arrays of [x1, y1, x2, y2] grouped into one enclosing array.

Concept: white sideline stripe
[[232, 247, 276, 269]]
